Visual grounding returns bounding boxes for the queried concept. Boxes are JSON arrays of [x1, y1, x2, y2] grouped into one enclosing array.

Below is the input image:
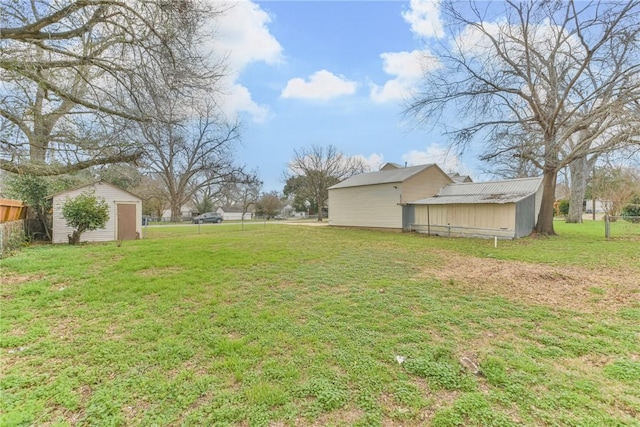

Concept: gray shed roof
[[410, 176, 543, 205], [329, 164, 438, 189]]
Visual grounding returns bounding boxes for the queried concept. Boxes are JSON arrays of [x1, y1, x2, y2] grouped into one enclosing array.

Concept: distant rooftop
[[447, 172, 473, 183]]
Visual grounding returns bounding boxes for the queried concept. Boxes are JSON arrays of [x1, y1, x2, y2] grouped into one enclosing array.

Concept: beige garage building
[[51, 181, 142, 244], [328, 163, 453, 229], [406, 177, 543, 239]]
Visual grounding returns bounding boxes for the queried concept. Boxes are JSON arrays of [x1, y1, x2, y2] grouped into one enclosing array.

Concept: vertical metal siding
[[402, 205, 415, 230], [413, 203, 517, 237], [514, 194, 536, 238]]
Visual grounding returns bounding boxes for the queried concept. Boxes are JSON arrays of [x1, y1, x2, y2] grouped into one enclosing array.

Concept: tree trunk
[[316, 197, 323, 221], [37, 209, 52, 241], [68, 230, 81, 245], [170, 200, 182, 222], [535, 168, 558, 235], [567, 157, 588, 223]]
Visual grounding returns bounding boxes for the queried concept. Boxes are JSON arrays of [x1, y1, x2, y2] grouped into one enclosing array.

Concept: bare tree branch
[[286, 145, 368, 221], [1, 0, 225, 176]]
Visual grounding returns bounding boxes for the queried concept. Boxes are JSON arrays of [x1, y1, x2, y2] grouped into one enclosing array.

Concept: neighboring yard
[[1, 221, 639, 426]]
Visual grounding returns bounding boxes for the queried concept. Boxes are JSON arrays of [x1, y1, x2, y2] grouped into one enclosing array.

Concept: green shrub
[[621, 193, 640, 223], [556, 199, 570, 216]]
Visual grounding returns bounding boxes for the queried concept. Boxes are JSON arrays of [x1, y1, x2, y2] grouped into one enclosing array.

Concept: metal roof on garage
[[410, 176, 543, 205], [329, 164, 440, 189]]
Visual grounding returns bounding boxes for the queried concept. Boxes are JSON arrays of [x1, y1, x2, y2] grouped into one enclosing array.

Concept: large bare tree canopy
[[407, 0, 640, 235], [0, 0, 222, 176], [141, 95, 252, 222], [287, 145, 367, 221]]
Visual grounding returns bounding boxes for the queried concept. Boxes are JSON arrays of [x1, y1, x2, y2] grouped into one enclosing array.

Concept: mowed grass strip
[[1, 221, 639, 426]]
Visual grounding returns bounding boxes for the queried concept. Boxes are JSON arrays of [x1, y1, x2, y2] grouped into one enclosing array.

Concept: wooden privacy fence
[[0, 198, 27, 223], [0, 200, 27, 257]]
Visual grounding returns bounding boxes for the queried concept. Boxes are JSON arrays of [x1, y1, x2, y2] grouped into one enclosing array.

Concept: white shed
[[51, 181, 142, 244], [328, 163, 454, 229]]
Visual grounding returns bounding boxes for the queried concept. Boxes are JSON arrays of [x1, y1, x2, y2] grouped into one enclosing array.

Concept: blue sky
[[211, 0, 480, 192]]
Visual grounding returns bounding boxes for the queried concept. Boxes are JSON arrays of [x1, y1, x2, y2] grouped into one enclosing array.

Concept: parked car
[[192, 212, 223, 224]]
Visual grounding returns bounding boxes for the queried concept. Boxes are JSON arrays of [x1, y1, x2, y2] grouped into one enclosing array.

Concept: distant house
[[50, 181, 142, 244], [406, 176, 543, 239], [216, 206, 252, 221], [447, 172, 473, 183], [161, 206, 195, 222], [282, 204, 295, 217], [328, 163, 454, 229]]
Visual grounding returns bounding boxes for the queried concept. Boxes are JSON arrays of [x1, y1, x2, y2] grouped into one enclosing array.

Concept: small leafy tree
[[62, 193, 109, 244], [5, 174, 53, 240]]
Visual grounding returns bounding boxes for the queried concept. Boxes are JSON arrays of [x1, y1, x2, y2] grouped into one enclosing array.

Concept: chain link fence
[[604, 215, 640, 240]]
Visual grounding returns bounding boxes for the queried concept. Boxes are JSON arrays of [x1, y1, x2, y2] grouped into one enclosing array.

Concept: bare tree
[[237, 178, 262, 229], [481, 130, 540, 179], [591, 165, 640, 217], [0, 0, 223, 176], [407, 0, 640, 235], [141, 95, 248, 222], [192, 171, 261, 216], [133, 175, 167, 219], [286, 145, 367, 221], [566, 154, 597, 223], [256, 191, 283, 219]]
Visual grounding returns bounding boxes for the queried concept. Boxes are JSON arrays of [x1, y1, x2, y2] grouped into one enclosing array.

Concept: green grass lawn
[[1, 221, 639, 426]]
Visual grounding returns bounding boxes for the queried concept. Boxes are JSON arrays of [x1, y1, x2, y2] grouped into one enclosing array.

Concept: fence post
[[605, 214, 610, 240]]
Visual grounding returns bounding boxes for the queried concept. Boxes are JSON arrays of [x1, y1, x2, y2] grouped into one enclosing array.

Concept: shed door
[[117, 204, 137, 240]]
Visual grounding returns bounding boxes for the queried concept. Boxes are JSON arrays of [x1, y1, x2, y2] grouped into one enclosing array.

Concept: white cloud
[[402, 144, 469, 174], [352, 153, 385, 172], [204, 0, 282, 122], [281, 70, 358, 100], [402, 0, 444, 39], [208, 0, 283, 72], [220, 84, 270, 123], [370, 50, 440, 103]]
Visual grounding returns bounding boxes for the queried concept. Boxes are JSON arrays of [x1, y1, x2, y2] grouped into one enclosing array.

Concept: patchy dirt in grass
[[302, 406, 365, 426], [49, 317, 79, 342], [419, 252, 640, 313], [412, 377, 460, 426], [1, 272, 46, 285]]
